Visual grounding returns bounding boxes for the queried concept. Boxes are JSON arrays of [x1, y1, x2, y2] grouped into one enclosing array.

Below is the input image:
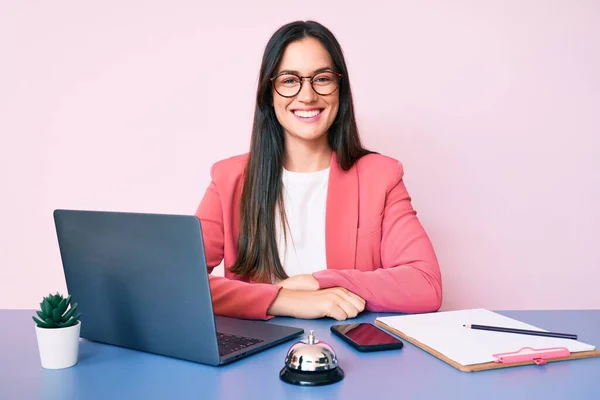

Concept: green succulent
[[32, 292, 81, 328]]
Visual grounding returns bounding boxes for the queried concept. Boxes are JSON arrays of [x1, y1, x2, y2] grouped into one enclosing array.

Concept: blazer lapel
[[325, 152, 358, 270]]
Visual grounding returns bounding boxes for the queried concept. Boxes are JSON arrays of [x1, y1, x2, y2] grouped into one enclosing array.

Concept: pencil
[[463, 324, 578, 340]]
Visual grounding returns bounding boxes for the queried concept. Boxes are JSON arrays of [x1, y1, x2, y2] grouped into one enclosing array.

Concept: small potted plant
[[32, 292, 82, 369]]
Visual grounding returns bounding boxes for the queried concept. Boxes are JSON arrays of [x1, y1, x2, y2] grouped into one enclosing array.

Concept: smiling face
[[271, 37, 340, 147]]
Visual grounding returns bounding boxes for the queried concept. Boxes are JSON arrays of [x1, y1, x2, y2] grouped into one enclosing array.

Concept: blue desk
[[2, 310, 599, 399]]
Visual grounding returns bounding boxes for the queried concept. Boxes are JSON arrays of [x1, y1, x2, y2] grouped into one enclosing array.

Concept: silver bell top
[[284, 330, 339, 372]]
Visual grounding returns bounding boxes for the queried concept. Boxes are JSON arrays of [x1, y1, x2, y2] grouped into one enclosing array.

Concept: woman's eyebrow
[[277, 66, 335, 75]]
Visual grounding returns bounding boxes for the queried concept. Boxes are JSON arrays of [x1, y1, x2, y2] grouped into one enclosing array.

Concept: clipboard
[[375, 309, 600, 372]]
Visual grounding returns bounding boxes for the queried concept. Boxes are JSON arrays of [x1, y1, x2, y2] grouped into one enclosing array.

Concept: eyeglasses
[[270, 70, 343, 98]]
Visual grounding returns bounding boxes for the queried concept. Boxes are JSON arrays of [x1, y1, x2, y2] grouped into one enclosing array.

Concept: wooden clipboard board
[[375, 319, 600, 372]]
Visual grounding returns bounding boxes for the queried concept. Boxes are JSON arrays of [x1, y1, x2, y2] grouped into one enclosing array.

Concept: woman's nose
[[297, 79, 318, 103]]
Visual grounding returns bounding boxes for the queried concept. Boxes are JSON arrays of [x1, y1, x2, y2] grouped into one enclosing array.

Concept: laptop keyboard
[[217, 332, 264, 357]]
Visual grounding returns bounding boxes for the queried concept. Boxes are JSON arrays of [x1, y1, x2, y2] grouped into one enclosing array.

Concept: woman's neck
[[283, 136, 332, 172]]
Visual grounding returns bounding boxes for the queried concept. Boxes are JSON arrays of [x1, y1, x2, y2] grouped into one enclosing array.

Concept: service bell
[[279, 330, 344, 386]]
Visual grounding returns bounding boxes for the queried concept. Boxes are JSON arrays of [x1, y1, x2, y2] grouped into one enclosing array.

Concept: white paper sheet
[[376, 309, 596, 366]]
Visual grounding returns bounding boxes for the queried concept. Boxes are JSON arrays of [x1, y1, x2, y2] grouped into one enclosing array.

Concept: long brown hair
[[228, 20, 373, 283]]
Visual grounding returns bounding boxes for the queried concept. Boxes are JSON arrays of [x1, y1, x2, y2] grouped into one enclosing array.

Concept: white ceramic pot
[[35, 321, 81, 369]]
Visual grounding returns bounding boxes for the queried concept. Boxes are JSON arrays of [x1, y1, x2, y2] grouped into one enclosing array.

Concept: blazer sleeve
[[195, 164, 281, 320], [312, 162, 443, 313]]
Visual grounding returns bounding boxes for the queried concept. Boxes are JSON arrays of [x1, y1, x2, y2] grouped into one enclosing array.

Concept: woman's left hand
[[276, 274, 320, 291]]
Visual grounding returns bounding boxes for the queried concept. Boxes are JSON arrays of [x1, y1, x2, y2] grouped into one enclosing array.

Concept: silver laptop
[[53, 209, 303, 366]]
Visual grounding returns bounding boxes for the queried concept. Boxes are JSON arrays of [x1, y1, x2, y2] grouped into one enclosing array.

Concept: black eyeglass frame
[[269, 70, 343, 98]]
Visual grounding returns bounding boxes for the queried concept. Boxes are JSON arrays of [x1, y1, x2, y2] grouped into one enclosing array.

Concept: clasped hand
[[268, 274, 366, 321]]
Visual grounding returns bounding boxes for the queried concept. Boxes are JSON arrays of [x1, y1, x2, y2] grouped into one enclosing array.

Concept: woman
[[195, 20, 442, 321]]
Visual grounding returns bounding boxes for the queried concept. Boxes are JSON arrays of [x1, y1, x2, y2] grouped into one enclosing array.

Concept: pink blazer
[[195, 152, 442, 320]]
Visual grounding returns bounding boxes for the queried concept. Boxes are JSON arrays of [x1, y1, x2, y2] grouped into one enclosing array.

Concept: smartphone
[[330, 323, 404, 352]]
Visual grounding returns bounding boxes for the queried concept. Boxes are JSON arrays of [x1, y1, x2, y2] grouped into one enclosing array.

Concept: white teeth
[[293, 109, 321, 118]]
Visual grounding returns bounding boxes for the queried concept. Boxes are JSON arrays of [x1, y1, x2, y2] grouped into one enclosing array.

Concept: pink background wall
[[2, 1, 599, 310]]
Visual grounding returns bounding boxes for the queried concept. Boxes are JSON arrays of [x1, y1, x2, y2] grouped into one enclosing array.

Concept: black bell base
[[279, 366, 344, 386]]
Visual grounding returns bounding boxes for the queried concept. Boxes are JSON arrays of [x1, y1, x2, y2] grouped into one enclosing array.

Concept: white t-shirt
[[275, 167, 329, 278]]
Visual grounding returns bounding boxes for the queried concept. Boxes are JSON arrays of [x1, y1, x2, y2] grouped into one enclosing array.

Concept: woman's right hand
[[267, 287, 366, 320]]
